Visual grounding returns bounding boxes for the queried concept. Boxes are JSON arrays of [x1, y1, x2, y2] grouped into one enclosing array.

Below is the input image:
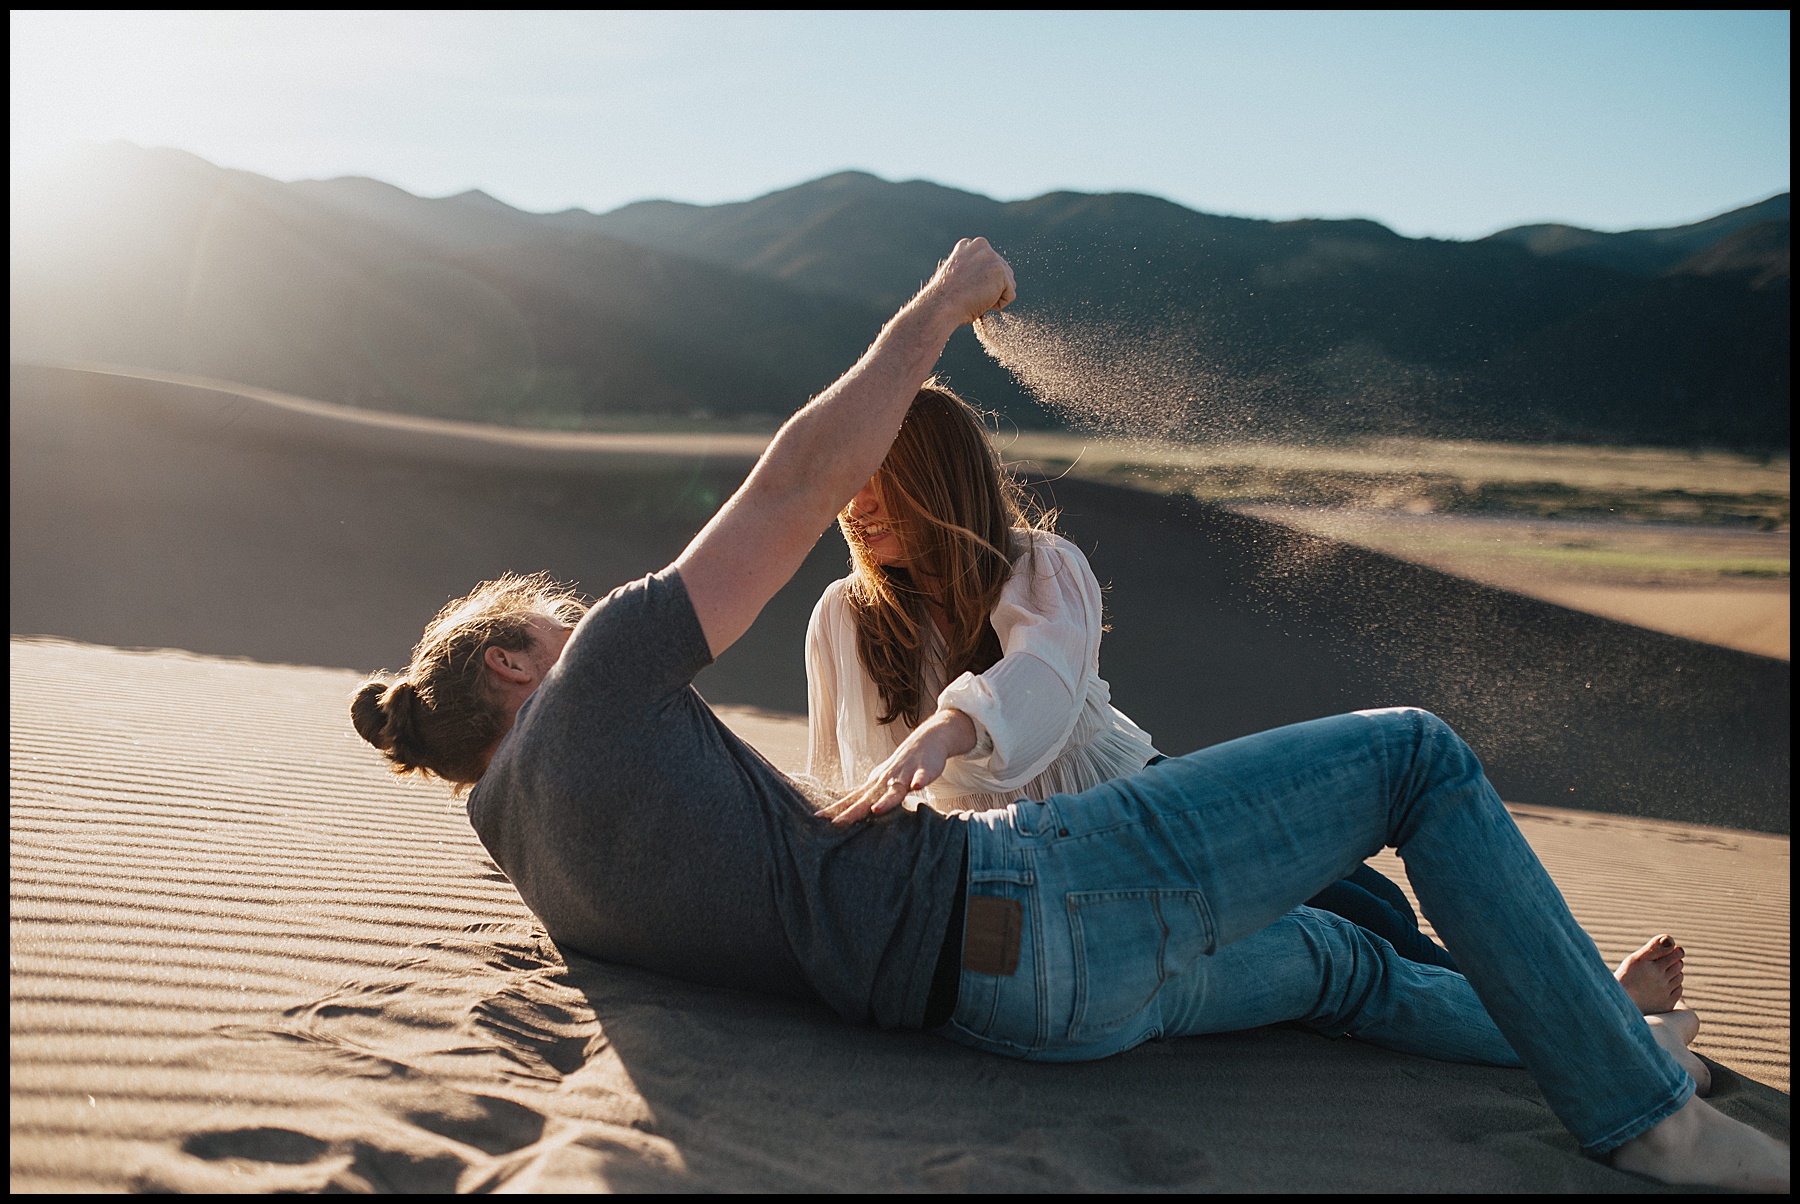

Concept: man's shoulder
[[544, 565, 714, 716]]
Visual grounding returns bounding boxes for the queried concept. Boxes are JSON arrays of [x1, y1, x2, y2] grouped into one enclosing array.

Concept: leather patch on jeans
[[963, 895, 1022, 976]]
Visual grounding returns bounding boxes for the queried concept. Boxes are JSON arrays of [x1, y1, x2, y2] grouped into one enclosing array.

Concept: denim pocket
[[1067, 890, 1215, 1041]]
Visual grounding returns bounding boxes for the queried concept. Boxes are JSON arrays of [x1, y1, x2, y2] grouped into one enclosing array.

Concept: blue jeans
[[1148, 755, 1461, 971], [938, 708, 1692, 1155], [1309, 862, 1459, 971]]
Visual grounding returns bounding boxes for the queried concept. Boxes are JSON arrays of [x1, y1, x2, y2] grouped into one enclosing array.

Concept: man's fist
[[921, 237, 1017, 328]]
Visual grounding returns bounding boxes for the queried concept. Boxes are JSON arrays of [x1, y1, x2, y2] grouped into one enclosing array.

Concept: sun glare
[[9, 11, 425, 184]]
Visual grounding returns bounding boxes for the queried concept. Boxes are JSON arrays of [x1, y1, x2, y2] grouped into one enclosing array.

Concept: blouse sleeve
[[804, 582, 848, 790], [934, 534, 1104, 793]]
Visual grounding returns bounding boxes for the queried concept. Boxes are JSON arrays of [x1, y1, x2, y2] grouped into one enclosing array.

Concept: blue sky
[[10, 10, 1789, 239]]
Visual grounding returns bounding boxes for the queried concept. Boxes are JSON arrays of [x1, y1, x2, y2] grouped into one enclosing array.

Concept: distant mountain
[[1485, 194, 1789, 283], [1670, 217, 1790, 291], [10, 144, 889, 425], [579, 172, 1009, 310], [581, 173, 1788, 448], [10, 146, 1789, 448]]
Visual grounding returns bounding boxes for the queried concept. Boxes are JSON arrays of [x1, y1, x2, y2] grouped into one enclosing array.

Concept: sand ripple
[[10, 638, 1787, 1192]]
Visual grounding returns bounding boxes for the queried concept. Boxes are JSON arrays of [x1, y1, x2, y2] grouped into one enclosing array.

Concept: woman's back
[[807, 528, 1158, 812]]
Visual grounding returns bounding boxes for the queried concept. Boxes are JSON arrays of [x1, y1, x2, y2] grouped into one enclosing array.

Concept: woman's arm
[[933, 535, 1102, 790], [675, 239, 1015, 660], [804, 587, 847, 789], [818, 706, 979, 827], [820, 536, 1104, 826]]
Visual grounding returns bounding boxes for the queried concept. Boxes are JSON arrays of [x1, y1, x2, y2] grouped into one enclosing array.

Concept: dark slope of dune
[[11, 363, 1787, 833], [1041, 479, 1789, 834]]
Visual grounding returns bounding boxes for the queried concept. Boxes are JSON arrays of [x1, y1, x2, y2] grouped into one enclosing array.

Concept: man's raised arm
[[674, 238, 1015, 658]]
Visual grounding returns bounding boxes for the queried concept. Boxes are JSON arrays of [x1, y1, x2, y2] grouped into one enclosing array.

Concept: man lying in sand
[[351, 239, 1786, 1192]]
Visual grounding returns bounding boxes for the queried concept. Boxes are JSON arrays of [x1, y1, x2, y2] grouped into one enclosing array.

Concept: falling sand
[[973, 302, 1790, 806], [976, 308, 1232, 444]]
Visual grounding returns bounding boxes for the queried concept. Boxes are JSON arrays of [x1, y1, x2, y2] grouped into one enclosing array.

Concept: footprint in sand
[[224, 921, 606, 1088], [181, 1126, 329, 1164], [172, 1125, 470, 1192], [406, 1092, 548, 1156], [195, 921, 617, 1189]]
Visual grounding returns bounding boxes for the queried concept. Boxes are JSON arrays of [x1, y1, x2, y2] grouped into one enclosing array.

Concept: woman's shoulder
[[1010, 528, 1093, 576], [808, 574, 857, 629]]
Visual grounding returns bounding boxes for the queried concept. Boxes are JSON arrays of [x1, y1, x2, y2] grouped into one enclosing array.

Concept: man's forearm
[[671, 239, 1012, 660], [748, 293, 960, 521]]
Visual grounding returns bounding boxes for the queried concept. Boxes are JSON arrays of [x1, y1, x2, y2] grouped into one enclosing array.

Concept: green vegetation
[[1390, 542, 1787, 578], [994, 434, 1791, 530]]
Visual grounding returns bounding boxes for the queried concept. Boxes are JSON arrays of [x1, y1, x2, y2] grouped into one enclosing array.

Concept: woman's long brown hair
[[839, 382, 1053, 728]]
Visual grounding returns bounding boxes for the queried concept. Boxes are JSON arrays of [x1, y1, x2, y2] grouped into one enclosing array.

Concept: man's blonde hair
[[350, 572, 588, 787]]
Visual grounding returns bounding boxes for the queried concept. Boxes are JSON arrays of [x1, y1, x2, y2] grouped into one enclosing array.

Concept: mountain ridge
[[1485, 193, 1789, 280], [10, 144, 1788, 448]]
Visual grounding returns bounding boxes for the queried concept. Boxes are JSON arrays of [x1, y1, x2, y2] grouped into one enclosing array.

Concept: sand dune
[[12, 363, 1788, 833], [1228, 504, 1790, 661], [9, 362, 1789, 1191], [11, 638, 1787, 1192]]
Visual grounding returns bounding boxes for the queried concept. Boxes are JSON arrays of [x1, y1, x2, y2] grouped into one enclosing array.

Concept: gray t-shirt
[[468, 567, 967, 1029]]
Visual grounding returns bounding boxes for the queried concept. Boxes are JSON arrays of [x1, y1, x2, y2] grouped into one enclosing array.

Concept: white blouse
[[805, 529, 1160, 814]]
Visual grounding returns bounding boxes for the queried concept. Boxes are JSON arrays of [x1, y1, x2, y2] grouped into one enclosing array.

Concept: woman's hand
[[820, 708, 979, 827]]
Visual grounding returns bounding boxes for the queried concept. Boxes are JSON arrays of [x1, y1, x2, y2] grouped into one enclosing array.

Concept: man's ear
[[484, 644, 536, 684]]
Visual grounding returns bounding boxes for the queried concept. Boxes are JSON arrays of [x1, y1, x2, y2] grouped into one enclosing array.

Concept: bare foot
[[1646, 1012, 1711, 1095], [1617, 935, 1684, 1015], [1611, 1095, 1789, 1192], [1657, 1000, 1700, 1048]]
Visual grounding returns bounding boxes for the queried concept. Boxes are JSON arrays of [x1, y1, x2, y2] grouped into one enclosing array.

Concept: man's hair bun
[[350, 677, 416, 755], [348, 571, 590, 788]]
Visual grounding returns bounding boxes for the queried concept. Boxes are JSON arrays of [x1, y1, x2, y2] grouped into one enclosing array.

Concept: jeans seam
[[1028, 849, 1048, 1050]]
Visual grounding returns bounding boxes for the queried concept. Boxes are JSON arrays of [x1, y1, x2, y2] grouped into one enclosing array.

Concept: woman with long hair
[[806, 380, 1154, 816], [806, 382, 1689, 1005]]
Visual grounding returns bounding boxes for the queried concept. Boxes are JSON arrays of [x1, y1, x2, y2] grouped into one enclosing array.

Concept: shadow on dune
[[1040, 479, 1789, 835], [197, 912, 1788, 1192], [545, 943, 1779, 1194], [10, 363, 1787, 833]]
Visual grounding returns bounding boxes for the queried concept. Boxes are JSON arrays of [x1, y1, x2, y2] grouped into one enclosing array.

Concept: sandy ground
[[10, 363, 1791, 1191], [1502, 580, 1788, 661], [1231, 506, 1790, 661], [994, 432, 1792, 501], [13, 363, 1789, 836], [10, 638, 1788, 1193]]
